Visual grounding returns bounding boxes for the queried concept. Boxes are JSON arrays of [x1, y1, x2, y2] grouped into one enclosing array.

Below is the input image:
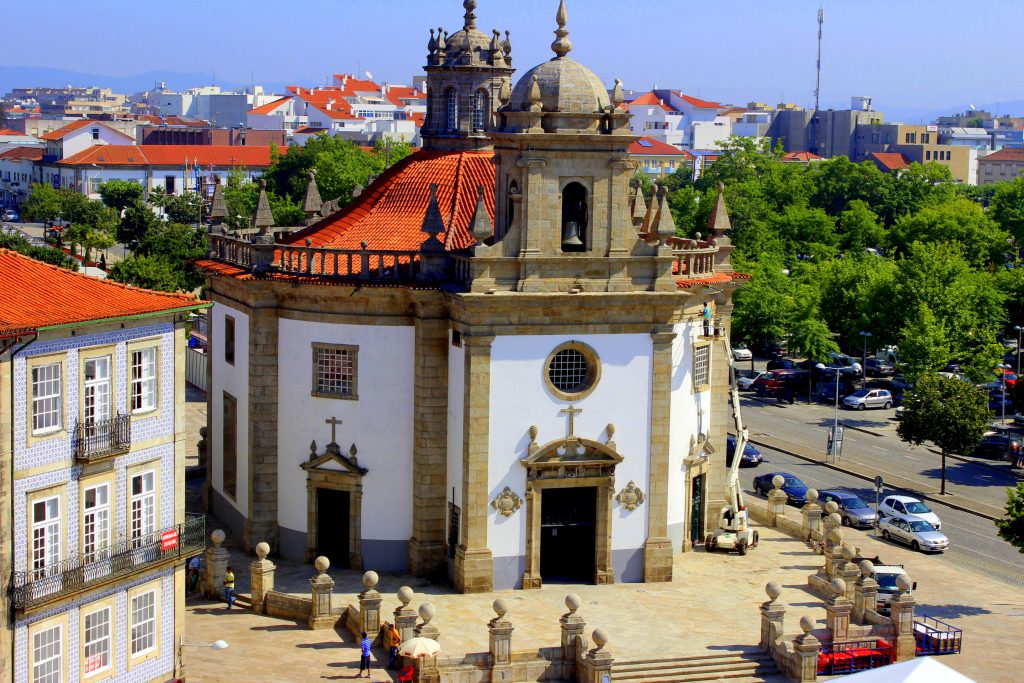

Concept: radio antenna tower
[[814, 8, 824, 111]]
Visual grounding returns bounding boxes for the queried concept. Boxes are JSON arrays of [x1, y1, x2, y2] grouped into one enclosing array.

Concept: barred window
[[131, 348, 158, 413], [130, 590, 156, 656], [446, 88, 458, 131], [472, 90, 488, 132], [312, 344, 358, 399], [31, 363, 62, 434], [83, 607, 111, 676], [693, 344, 711, 389], [32, 624, 62, 683], [544, 342, 601, 400], [224, 316, 235, 365]]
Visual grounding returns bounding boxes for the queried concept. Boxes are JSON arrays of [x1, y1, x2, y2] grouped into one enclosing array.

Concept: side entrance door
[[690, 474, 706, 545], [316, 488, 350, 568], [540, 486, 596, 583]]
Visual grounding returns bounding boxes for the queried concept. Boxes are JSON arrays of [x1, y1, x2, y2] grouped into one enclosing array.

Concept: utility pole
[[814, 8, 824, 111]]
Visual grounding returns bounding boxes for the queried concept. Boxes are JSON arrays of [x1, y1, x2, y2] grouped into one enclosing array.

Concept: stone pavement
[[185, 384, 206, 468]]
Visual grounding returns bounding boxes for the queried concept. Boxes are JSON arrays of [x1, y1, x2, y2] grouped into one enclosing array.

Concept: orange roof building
[[869, 151, 913, 173]]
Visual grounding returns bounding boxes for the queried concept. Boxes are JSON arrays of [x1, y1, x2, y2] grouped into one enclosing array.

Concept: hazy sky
[[6, 0, 1023, 113]]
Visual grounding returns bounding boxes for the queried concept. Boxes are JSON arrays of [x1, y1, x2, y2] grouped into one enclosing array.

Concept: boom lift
[[704, 326, 759, 554]]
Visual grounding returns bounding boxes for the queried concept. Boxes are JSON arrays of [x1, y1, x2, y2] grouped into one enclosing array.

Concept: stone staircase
[[612, 651, 782, 683]]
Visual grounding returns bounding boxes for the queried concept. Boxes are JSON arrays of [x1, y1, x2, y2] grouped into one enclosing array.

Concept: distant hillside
[[0, 66, 281, 96]]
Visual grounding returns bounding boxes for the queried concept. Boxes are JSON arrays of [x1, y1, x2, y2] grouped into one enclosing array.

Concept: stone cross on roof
[[560, 404, 582, 437]]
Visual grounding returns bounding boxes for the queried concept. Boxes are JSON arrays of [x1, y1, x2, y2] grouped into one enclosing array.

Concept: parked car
[[843, 389, 894, 410], [878, 495, 941, 530], [817, 490, 878, 528], [731, 344, 753, 361], [865, 358, 895, 377], [815, 380, 856, 404], [752, 472, 808, 505], [2, 208, 19, 222], [829, 352, 863, 375], [989, 396, 1015, 414], [726, 435, 763, 467], [767, 358, 800, 371], [737, 371, 766, 391], [878, 514, 949, 553], [758, 341, 787, 358], [753, 369, 809, 402], [971, 433, 1022, 460]]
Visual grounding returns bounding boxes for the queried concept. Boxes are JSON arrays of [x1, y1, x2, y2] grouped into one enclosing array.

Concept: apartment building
[[0, 249, 208, 683], [854, 123, 976, 183], [977, 148, 1024, 185], [624, 90, 733, 150], [767, 98, 884, 159], [629, 137, 693, 177]]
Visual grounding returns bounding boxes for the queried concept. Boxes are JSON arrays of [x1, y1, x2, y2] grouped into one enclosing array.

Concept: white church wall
[[276, 318, 415, 570], [209, 302, 250, 534], [487, 333, 652, 589], [668, 320, 710, 552]]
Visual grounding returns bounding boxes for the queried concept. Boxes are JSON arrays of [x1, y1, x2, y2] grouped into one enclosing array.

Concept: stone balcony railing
[[665, 236, 719, 278]]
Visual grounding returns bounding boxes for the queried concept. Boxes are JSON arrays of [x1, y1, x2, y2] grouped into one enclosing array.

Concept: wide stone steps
[[612, 651, 781, 683]]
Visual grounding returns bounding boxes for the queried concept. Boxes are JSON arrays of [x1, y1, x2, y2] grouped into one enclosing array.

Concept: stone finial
[[806, 488, 819, 504], [527, 75, 542, 112], [503, 30, 512, 59], [490, 29, 501, 53], [771, 474, 785, 489], [363, 571, 379, 589], [631, 185, 647, 222], [654, 185, 677, 240], [211, 529, 225, 546], [421, 183, 446, 247], [436, 27, 447, 52], [828, 512, 842, 528], [529, 424, 539, 441], [314, 556, 330, 574], [825, 500, 839, 515], [469, 185, 492, 241], [418, 602, 436, 624], [398, 586, 414, 606], [896, 574, 912, 595], [706, 181, 732, 236], [498, 79, 512, 106], [252, 178, 274, 230], [765, 581, 782, 602], [428, 28, 438, 55], [831, 577, 847, 597], [463, 0, 477, 30], [606, 423, 615, 440], [799, 616, 814, 634], [840, 544, 855, 562], [255, 542, 270, 560], [209, 176, 227, 220], [551, 0, 573, 58], [302, 169, 322, 215], [640, 188, 656, 234], [309, 440, 317, 459], [565, 593, 581, 614], [493, 599, 508, 617], [592, 628, 609, 650], [611, 79, 625, 106], [828, 528, 843, 545], [859, 559, 874, 577]]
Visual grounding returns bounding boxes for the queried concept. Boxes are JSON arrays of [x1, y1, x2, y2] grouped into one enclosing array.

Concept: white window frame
[[446, 88, 458, 132], [83, 356, 111, 427], [129, 590, 157, 657], [130, 471, 156, 541], [130, 347, 158, 414], [31, 496, 60, 580], [82, 483, 110, 562], [693, 342, 711, 390], [32, 623, 63, 683], [31, 362, 62, 435], [82, 606, 112, 677]]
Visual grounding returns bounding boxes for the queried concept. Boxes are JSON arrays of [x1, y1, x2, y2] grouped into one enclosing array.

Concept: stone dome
[[443, 27, 492, 65], [510, 58, 609, 113]]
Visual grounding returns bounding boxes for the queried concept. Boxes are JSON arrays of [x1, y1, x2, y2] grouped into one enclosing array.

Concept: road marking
[[783, 418, 798, 424], [872, 446, 886, 452]]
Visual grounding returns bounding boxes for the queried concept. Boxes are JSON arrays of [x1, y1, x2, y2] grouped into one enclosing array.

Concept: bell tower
[[421, 0, 515, 151]]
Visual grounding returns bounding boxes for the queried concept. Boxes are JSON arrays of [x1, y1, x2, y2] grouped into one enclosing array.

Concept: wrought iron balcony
[[73, 414, 131, 463], [11, 514, 205, 611]]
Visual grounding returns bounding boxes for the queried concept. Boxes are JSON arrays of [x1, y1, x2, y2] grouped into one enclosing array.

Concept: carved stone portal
[[615, 481, 645, 511], [491, 486, 523, 517]]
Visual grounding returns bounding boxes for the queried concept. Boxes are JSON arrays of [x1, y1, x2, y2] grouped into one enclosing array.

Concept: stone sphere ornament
[[565, 593, 581, 613], [398, 586, 415, 607], [806, 488, 818, 503], [896, 574, 913, 594], [828, 512, 842, 528], [211, 529, 226, 546], [255, 541, 270, 560], [825, 501, 839, 515], [315, 556, 330, 573], [493, 599, 508, 617], [419, 602, 436, 624], [765, 582, 782, 602], [828, 528, 843, 545], [799, 616, 815, 634], [841, 544, 855, 562], [592, 628, 609, 649], [831, 578, 847, 597], [772, 474, 785, 489], [362, 571, 379, 589], [859, 560, 875, 577]]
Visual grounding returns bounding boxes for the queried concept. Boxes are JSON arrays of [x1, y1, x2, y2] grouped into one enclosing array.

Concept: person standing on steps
[[358, 631, 372, 678]]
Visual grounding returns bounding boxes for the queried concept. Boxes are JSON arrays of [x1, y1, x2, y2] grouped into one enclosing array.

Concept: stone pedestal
[[415, 602, 440, 642], [852, 561, 878, 624], [559, 594, 587, 669], [793, 617, 820, 683], [203, 529, 230, 600], [249, 541, 275, 614], [767, 488, 789, 527], [488, 599, 515, 683], [889, 580, 917, 662], [394, 587, 418, 644], [759, 583, 785, 651], [584, 629, 614, 683], [309, 556, 336, 630], [800, 490, 822, 542], [358, 571, 382, 636], [825, 579, 853, 642], [642, 537, 673, 583]]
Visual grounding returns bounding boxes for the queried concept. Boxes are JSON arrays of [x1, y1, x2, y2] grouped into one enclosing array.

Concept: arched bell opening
[[561, 182, 588, 253]]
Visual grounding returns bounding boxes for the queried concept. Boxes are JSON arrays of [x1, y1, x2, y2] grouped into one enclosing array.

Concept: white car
[[878, 495, 942, 531], [737, 371, 765, 391], [732, 345, 753, 361], [878, 513, 949, 553]]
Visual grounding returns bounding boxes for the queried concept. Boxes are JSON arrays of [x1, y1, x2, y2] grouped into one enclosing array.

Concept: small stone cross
[[560, 405, 582, 437], [325, 417, 342, 444]]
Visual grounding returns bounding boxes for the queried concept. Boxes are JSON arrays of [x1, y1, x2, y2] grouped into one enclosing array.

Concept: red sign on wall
[[161, 529, 179, 551]]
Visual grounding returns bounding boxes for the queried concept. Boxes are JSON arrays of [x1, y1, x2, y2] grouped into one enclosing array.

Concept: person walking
[[223, 566, 235, 609], [388, 623, 401, 670], [358, 631, 372, 678], [186, 555, 200, 594]]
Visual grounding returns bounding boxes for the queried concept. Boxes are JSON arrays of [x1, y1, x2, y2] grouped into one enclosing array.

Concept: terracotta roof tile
[[39, 119, 132, 141], [0, 146, 43, 161], [869, 152, 912, 171], [675, 92, 722, 109], [58, 145, 280, 167], [627, 92, 675, 111], [0, 249, 204, 337], [782, 151, 823, 162], [981, 148, 1024, 162], [0, 128, 26, 136], [247, 97, 292, 116], [630, 137, 688, 156]]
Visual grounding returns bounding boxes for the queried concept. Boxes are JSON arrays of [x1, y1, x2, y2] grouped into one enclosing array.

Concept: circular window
[[544, 342, 601, 400]]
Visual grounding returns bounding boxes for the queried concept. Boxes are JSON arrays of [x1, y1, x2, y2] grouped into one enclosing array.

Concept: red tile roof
[[284, 150, 495, 253], [39, 119, 132, 141], [675, 93, 722, 109], [782, 151, 824, 162], [981, 148, 1024, 162], [0, 146, 44, 161], [383, 86, 426, 108], [629, 137, 689, 156], [248, 97, 292, 116], [58, 145, 281, 168], [0, 249, 204, 338], [627, 92, 675, 111], [869, 152, 912, 172], [293, 126, 328, 135], [0, 128, 26, 136]]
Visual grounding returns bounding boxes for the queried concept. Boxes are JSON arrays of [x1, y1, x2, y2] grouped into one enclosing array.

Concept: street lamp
[[999, 363, 1011, 426], [817, 362, 841, 462], [178, 637, 228, 679], [859, 331, 873, 386]]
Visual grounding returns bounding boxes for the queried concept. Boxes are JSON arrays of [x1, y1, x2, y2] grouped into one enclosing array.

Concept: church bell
[[561, 220, 583, 248]]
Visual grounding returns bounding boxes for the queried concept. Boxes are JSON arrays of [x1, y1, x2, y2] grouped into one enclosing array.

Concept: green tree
[[898, 303, 951, 380], [787, 294, 839, 402], [989, 177, 1024, 243], [19, 183, 66, 222], [163, 193, 203, 225], [118, 199, 159, 250], [881, 162, 955, 225], [631, 171, 654, 196], [136, 223, 208, 291], [0, 232, 79, 270], [996, 483, 1024, 554], [109, 255, 182, 292], [888, 198, 1009, 268], [837, 200, 885, 253], [731, 256, 793, 350], [896, 374, 990, 495], [98, 180, 143, 213], [806, 156, 888, 218]]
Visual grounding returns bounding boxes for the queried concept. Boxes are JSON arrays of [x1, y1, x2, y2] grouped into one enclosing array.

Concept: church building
[[198, 0, 747, 592]]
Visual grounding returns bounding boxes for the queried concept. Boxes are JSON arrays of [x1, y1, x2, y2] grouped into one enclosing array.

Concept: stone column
[[801, 489, 822, 542], [792, 616, 820, 683], [825, 578, 853, 642], [414, 602, 440, 642], [888, 575, 917, 662], [358, 571, 382, 636], [584, 629, 614, 683], [560, 594, 587, 671], [309, 556, 336, 630], [766, 475, 789, 527], [853, 560, 879, 624], [394, 587, 418, 644], [823, 525, 844, 580], [837, 545, 861, 604], [760, 582, 786, 651], [455, 335, 495, 593], [413, 603, 441, 683], [202, 529, 229, 600], [409, 308, 449, 576], [245, 306, 281, 552], [488, 599, 515, 683], [249, 541, 276, 614], [643, 327, 675, 583]]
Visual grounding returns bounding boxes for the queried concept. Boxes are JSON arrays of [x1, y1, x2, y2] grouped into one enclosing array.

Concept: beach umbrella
[[398, 637, 441, 658]]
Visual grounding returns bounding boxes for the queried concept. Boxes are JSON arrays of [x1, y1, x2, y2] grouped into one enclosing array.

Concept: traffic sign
[[874, 475, 884, 490]]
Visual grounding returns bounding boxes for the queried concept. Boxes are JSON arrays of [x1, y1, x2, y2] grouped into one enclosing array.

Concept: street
[[736, 397, 1024, 589]]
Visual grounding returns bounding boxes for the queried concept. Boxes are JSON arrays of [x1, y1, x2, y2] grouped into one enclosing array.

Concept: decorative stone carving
[[615, 480, 645, 511], [491, 486, 522, 517]]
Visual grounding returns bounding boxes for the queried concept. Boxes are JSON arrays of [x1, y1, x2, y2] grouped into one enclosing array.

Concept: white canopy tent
[[834, 657, 976, 682]]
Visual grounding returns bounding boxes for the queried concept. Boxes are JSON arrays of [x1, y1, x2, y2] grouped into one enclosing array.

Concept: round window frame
[[543, 341, 601, 401]]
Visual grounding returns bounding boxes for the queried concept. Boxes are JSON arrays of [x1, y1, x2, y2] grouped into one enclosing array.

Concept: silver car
[[843, 388, 893, 410], [878, 513, 949, 553]]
